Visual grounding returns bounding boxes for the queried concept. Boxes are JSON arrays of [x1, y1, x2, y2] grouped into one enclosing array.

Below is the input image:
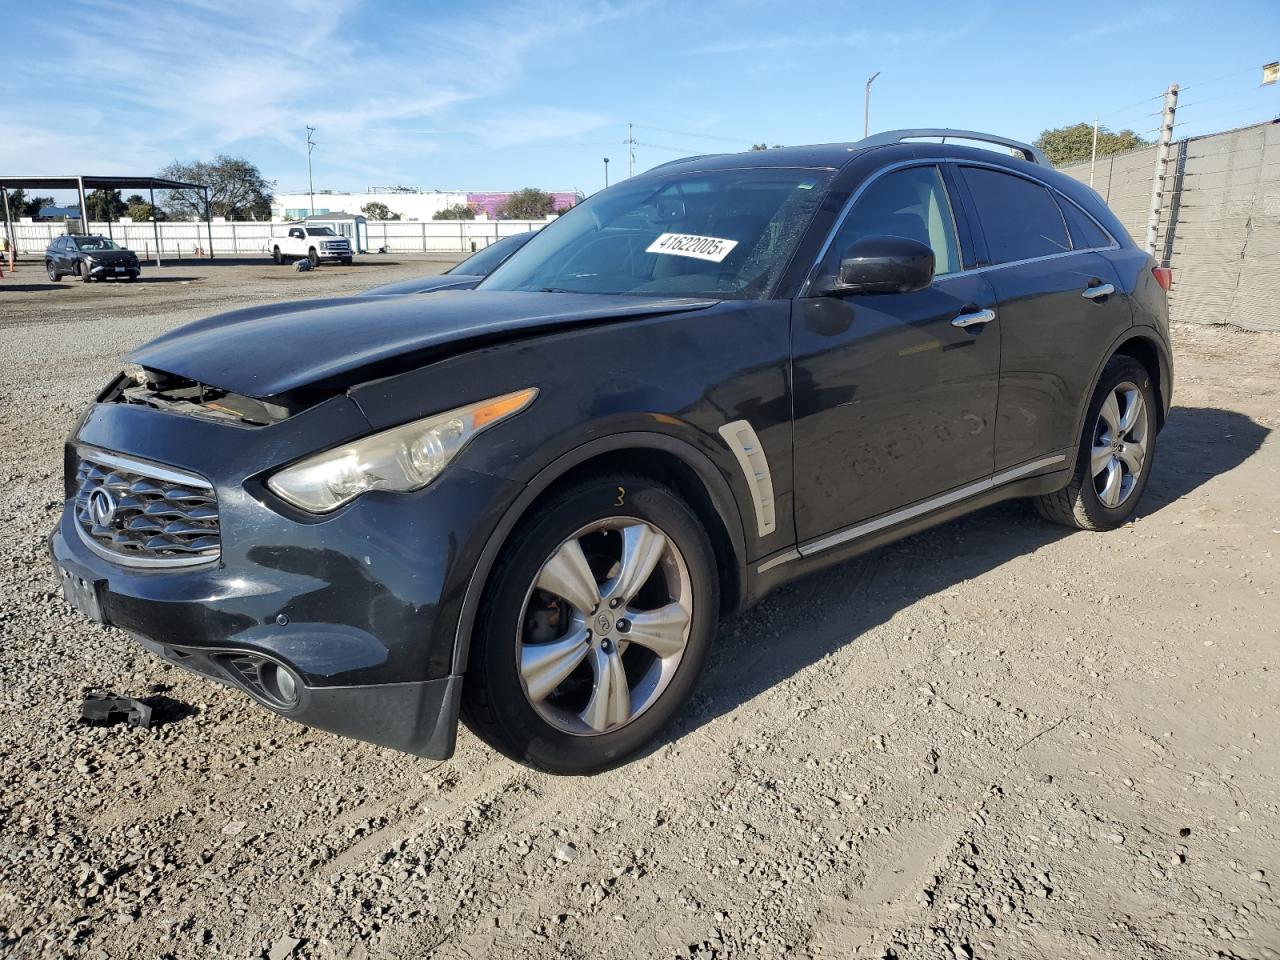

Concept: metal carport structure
[[0, 174, 213, 265]]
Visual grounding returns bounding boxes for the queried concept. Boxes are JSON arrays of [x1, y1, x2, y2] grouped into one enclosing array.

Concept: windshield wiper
[[537, 287, 579, 294]]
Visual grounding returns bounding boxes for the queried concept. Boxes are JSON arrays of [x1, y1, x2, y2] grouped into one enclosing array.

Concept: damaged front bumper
[[48, 395, 521, 758]]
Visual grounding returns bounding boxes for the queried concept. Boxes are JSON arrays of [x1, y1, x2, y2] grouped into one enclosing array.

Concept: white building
[[272, 188, 472, 222]]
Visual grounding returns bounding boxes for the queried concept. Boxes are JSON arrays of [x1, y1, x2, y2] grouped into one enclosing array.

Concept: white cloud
[[0, 0, 640, 184]]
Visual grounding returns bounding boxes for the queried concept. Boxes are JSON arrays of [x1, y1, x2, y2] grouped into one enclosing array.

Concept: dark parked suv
[[49, 129, 1172, 774], [46, 234, 141, 282]]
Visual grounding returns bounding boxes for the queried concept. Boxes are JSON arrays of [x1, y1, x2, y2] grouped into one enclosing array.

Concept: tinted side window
[[1058, 197, 1112, 250], [961, 167, 1069, 264], [827, 165, 961, 276]]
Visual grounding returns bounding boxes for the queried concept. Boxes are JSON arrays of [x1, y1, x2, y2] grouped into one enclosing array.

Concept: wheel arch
[[450, 432, 748, 677], [1112, 331, 1171, 430], [1071, 327, 1172, 447]]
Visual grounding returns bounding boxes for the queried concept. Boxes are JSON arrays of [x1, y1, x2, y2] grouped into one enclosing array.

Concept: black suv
[[50, 129, 1172, 774], [46, 234, 141, 282]]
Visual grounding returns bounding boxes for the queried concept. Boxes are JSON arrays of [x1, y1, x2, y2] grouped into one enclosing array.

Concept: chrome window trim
[[76, 445, 214, 490], [801, 157, 1121, 297], [756, 454, 1067, 573]]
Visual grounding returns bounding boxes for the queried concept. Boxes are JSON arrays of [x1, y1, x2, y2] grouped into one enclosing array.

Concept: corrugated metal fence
[[1059, 121, 1280, 332]]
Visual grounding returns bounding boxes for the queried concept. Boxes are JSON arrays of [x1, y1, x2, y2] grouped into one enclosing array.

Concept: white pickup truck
[[267, 224, 353, 266]]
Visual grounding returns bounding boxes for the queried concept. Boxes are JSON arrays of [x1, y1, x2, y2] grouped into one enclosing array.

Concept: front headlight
[[266, 388, 537, 513]]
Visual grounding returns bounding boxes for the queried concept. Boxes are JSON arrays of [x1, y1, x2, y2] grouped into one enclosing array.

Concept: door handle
[[952, 308, 996, 329], [1082, 283, 1115, 300]]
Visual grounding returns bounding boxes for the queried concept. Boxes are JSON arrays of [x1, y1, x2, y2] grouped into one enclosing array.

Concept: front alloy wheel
[[463, 474, 717, 774], [519, 518, 692, 735]]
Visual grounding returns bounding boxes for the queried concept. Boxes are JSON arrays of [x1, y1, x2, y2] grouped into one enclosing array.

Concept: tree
[[495, 188, 555, 220], [1034, 123, 1150, 167], [124, 193, 165, 221], [86, 189, 127, 221], [361, 201, 400, 220], [433, 203, 476, 221], [27, 196, 55, 217], [751, 143, 783, 151], [157, 155, 274, 220]]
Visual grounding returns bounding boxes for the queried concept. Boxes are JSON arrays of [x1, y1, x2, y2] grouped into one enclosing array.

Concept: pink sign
[[466, 192, 579, 219]]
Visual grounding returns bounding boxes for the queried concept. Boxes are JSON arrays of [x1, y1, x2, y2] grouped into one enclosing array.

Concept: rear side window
[[1057, 197, 1113, 250], [961, 166, 1069, 264], [827, 165, 961, 276]]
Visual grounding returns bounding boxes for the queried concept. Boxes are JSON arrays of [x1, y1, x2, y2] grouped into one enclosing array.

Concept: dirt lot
[[1, 258, 1277, 960]]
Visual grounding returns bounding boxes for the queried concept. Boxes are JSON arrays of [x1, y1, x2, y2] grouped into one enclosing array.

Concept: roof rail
[[856, 128, 1048, 166]]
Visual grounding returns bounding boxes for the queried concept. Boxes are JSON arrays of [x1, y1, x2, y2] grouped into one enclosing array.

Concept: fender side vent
[[718, 419, 777, 537]]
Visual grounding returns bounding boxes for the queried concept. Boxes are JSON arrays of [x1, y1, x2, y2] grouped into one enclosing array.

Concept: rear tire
[[46, 261, 60, 282], [1034, 354, 1157, 531], [461, 474, 718, 774]]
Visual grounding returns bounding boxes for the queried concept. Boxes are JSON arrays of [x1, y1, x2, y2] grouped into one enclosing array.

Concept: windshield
[[480, 167, 833, 298], [75, 237, 121, 251], [446, 231, 534, 276], [306, 226, 337, 236]]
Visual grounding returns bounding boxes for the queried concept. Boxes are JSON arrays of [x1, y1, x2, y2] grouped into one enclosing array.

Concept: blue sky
[[3, 0, 1277, 197]]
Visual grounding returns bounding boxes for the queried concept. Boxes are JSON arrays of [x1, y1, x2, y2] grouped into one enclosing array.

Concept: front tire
[[462, 474, 718, 774], [1034, 354, 1157, 530], [78, 261, 92, 282], [272, 246, 283, 265], [307, 248, 319, 268]]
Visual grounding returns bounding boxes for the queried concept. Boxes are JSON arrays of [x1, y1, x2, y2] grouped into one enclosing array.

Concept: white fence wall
[[3, 219, 546, 257]]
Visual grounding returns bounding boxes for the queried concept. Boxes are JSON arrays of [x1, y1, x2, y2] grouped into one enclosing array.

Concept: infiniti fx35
[[50, 129, 1172, 774]]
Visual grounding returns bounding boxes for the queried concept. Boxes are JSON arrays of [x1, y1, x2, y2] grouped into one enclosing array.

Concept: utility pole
[[627, 123, 635, 178], [603, 157, 610, 188], [306, 125, 317, 216], [1089, 116, 1100, 188], [863, 71, 881, 138], [1144, 84, 1179, 255]]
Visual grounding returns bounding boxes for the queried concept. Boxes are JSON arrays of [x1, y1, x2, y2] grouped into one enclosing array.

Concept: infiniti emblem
[[88, 488, 117, 527]]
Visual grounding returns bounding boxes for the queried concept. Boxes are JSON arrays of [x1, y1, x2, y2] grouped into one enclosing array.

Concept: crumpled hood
[[129, 290, 718, 399], [356, 273, 482, 297]]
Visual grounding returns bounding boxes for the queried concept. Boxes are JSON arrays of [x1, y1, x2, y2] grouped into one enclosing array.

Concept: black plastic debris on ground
[[80, 691, 154, 729]]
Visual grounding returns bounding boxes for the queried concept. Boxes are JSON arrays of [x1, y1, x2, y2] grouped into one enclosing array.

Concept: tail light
[[1152, 266, 1172, 291]]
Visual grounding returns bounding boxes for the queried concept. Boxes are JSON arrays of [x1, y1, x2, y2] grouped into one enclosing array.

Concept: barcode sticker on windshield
[[646, 233, 739, 263]]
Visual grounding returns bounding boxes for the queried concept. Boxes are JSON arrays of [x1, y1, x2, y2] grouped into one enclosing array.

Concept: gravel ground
[[1, 259, 1277, 960]]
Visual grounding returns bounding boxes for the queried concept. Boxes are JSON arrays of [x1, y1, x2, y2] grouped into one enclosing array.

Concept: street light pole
[[603, 157, 610, 188], [305, 125, 317, 216], [863, 71, 881, 138]]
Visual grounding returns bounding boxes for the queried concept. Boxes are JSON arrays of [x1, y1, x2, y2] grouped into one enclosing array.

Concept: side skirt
[[748, 455, 1071, 603]]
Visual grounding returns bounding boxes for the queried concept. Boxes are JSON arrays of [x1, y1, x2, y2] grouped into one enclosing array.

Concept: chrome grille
[[73, 449, 220, 567]]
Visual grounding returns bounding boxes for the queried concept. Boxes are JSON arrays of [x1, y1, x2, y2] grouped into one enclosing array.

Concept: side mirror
[[821, 235, 935, 296]]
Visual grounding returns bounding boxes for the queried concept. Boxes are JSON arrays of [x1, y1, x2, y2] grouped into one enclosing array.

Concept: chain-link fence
[[1058, 120, 1280, 332]]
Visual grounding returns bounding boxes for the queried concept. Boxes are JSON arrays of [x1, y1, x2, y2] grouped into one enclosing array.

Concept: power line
[[631, 123, 748, 145]]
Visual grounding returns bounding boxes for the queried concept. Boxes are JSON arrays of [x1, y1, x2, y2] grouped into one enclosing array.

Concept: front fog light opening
[[216, 653, 302, 710]]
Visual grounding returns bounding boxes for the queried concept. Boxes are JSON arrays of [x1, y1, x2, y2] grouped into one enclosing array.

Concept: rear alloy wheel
[[46, 260, 59, 282], [463, 475, 717, 774], [1034, 355, 1157, 530]]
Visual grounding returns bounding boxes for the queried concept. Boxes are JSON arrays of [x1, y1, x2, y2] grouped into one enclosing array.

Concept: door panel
[[791, 272, 1000, 541], [986, 252, 1131, 470]]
